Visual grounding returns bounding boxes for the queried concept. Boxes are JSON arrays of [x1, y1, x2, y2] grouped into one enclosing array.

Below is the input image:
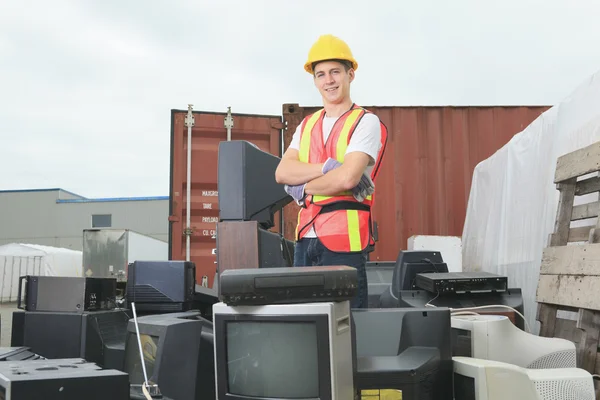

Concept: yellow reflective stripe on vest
[[346, 209, 362, 251], [312, 193, 372, 203], [336, 109, 364, 161], [313, 192, 352, 202], [295, 206, 302, 237], [299, 110, 323, 163]]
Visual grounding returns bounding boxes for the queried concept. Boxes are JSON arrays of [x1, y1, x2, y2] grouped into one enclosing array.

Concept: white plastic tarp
[[0, 243, 83, 302], [462, 69, 600, 334]]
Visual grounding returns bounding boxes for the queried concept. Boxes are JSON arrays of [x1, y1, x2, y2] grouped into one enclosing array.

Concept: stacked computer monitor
[[217, 140, 291, 230], [212, 265, 456, 400], [12, 275, 131, 371], [216, 140, 295, 270], [378, 250, 448, 307], [372, 249, 595, 399], [451, 314, 577, 369], [450, 312, 596, 399], [8, 276, 131, 399], [379, 250, 526, 331], [212, 266, 357, 399]]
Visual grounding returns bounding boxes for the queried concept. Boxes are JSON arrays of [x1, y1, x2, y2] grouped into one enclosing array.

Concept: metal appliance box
[[82, 229, 168, 282], [0, 358, 129, 399], [17, 275, 117, 313]]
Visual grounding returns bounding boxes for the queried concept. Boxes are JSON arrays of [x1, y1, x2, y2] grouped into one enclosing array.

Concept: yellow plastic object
[[140, 334, 157, 362], [304, 34, 358, 74], [360, 389, 402, 399]]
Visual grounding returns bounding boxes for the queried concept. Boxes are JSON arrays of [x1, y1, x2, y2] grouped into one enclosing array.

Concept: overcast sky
[[2, 0, 600, 198]]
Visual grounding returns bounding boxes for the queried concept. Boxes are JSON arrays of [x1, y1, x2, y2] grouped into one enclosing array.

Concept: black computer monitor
[[217, 140, 292, 229], [379, 250, 448, 307], [393, 250, 447, 291], [351, 307, 453, 400], [123, 310, 215, 400]]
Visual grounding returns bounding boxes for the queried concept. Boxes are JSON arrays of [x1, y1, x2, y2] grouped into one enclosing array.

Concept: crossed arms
[[275, 149, 371, 196]]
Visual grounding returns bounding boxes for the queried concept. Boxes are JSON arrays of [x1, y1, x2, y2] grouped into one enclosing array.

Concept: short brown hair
[[312, 59, 353, 75]]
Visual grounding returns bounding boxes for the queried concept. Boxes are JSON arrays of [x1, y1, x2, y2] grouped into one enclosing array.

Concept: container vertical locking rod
[[224, 106, 234, 141], [184, 104, 195, 262]]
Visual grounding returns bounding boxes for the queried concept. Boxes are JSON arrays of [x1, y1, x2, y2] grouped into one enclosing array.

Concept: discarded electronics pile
[[9, 260, 218, 400], [7, 252, 598, 400], [3, 140, 596, 399]]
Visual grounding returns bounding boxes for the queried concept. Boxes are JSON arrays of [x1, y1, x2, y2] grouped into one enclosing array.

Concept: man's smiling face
[[313, 60, 354, 105]]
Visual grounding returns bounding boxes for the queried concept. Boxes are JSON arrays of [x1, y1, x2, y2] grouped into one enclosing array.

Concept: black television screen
[[217, 140, 292, 228], [225, 321, 320, 398]]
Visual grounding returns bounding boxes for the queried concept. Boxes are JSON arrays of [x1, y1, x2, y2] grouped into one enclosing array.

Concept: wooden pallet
[[535, 141, 600, 396]]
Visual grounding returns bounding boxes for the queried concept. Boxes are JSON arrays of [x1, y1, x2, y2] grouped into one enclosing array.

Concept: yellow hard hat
[[304, 34, 358, 74]]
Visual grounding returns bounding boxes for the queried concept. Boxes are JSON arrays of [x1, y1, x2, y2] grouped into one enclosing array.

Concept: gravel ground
[[0, 302, 18, 347]]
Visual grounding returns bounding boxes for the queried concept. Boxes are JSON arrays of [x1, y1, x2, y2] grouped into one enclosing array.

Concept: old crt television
[[451, 315, 576, 369], [351, 307, 453, 400], [123, 310, 215, 400], [452, 356, 596, 400], [126, 260, 196, 312], [213, 301, 354, 400], [217, 140, 292, 229]]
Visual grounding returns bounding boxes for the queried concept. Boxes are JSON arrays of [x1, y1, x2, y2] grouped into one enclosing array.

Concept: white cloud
[[1, 0, 600, 198]]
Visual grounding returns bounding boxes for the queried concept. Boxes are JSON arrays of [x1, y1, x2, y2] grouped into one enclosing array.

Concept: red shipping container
[[170, 104, 550, 287], [169, 108, 283, 287]]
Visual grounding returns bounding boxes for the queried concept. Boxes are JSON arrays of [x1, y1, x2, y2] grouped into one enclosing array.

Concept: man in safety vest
[[275, 34, 388, 309]]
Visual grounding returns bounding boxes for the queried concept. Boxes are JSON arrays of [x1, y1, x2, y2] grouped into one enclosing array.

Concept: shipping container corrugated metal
[[281, 104, 551, 263], [169, 109, 282, 287], [169, 104, 550, 287]]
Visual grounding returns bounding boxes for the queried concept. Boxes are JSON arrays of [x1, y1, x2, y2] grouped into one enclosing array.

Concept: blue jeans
[[293, 238, 368, 309]]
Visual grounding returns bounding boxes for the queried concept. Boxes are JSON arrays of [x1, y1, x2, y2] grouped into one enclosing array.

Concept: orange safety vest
[[295, 104, 388, 253]]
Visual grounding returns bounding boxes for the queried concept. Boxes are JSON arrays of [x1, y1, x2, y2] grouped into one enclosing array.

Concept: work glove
[[352, 173, 375, 202], [322, 157, 374, 201], [284, 184, 307, 206], [322, 158, 342, 173]]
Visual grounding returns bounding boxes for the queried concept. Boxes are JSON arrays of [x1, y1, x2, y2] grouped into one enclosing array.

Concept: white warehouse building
[[0, 188, 169, 250]]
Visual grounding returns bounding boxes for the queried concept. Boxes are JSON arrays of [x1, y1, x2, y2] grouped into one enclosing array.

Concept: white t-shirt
[[288, 111, 383, 238]]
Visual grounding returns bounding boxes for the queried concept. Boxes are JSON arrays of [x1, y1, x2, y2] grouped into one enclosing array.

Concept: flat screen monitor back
[[392, 250, 447, 293], [218, 140, 292, 229]]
